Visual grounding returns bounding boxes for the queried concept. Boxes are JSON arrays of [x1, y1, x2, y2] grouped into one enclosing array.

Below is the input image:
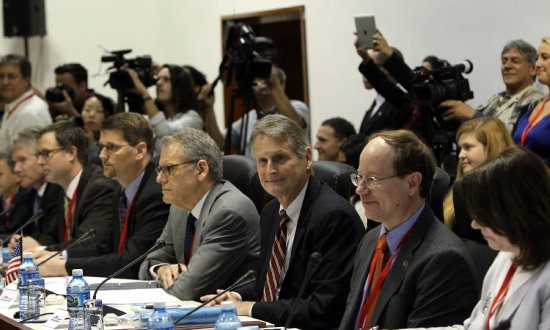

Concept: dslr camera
[[102, 49, 156, 91], [410, 60, 474, 107], [45, 83, 75, 103], [223, 21, 276, 89]]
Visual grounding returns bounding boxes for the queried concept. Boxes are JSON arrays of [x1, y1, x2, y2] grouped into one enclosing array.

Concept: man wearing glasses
[[17, 121, 116, 256], [339, 130, 477, 329], [36, 113, 169, 278], [139, 127, 260, 300]]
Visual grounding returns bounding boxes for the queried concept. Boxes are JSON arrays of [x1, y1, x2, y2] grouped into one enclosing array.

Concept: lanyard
[[4, 93, 35, 121], [486, 263, 517, 330], [63, 189, 78, 242], [117, 193, 138, 253], [356, 219, 418, 328], [521, 97, 548, 146]]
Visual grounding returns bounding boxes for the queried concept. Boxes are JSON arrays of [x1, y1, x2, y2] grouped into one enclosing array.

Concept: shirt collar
[[380, 203, 425, 253], [192, 187, 212, 220], [66, 170, 83, 199], [279, 180, 309, 226], [4, 89, 33, 112], [37, 182, 47, 197], [123, 170, 145, 205]]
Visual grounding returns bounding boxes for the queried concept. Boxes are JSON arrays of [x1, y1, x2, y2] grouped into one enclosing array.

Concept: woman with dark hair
[[81, 92, 114, 164], [128, 64, 203, 152], [404, 147, 550, 329]]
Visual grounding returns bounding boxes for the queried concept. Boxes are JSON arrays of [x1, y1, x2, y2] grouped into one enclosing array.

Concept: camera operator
[[203, 65, 309, 157], [125, 64, 203, 153], [355, 35, 434, 144], [47, 63, 94, 121], [441, 40, 543, 132]]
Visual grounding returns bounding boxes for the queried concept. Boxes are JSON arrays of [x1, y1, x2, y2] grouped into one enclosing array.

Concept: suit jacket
[[0, 187, 35, 238], [139, 180, 260, 301], [236, 177, 364, 330], [66, 163, 169, 278], [32, 182, 65, 245], [45, 164, 118, 251], [464, 252, 550, 329], [339, 206, 478, 329]]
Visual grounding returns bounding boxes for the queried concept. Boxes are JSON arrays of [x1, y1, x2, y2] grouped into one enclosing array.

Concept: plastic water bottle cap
[[220, 301, 235, 311], [72, 269, 83, 276], [153, 302, 165, 309], [23, 252, 33, 258]]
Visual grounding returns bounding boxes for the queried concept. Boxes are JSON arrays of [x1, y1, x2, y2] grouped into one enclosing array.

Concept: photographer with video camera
[[124, 64, 203, 152], [355, 32, 434, 144], [441, 40, 543, 132], [46, 63, 96, 122]]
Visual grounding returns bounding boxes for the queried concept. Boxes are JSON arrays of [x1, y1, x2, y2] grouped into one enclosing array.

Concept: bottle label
[[66, 292, 90, 308]]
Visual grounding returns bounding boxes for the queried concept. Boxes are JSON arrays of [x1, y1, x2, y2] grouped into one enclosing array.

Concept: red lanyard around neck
[[486, 262, 517, 330], [117, 194, 138, 253], [63, 189, 78, 242], [521, 97, 549, 146], [5, 93, 35, 120]]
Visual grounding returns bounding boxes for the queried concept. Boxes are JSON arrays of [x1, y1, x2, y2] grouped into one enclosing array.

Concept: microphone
[[92, 240, 166, 299], [173, 269, 256, 325], [0, 204, 15, 218], [1, 209, 44, 246], [36, 229, 96, 267], [284, 252, 322, 329]]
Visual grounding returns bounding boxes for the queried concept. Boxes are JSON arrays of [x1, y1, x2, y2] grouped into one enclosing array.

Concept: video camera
[[102, 49, 156, 91], [222, 21, 276, 89], [410, 60, 474, 107]]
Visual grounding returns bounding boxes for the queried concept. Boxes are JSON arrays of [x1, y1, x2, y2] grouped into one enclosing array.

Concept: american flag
[[5, 237, 22, 286]]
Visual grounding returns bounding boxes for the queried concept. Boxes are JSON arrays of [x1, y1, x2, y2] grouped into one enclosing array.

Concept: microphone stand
[[173, 270, 256, 325], [92, 240, 166, 299], [2, 209, 44, 246], [36, 229, 96, 267]]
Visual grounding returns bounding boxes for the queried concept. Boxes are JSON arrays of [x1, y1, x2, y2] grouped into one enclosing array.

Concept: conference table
[[0, 276, 271, 329]]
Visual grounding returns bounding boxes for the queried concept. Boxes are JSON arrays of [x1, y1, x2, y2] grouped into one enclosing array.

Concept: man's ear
[[408, 172, 422, 196]]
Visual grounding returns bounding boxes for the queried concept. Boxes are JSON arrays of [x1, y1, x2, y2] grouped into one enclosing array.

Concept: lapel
[[363, 101, 389, 134], [351, 231, 379, 315], [286, 177, 316, 268], [193, 181, 223, 251], [370, 207, 432, 325]]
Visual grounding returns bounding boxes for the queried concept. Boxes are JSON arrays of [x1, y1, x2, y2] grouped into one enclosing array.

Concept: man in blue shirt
[[340, 129, 478, 329]]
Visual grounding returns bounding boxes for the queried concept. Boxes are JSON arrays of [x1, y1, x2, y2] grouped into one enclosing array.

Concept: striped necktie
[[262, 209, 290, 302]]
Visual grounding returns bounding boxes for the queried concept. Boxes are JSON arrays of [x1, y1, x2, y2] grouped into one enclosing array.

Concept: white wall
[[1, 0, 548, 153]]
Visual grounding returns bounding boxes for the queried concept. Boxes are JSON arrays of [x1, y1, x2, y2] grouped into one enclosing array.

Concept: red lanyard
[[63, 189, 78, 242], [356, 219, 418, 328], [486, 263, 517, 330], [521, 98, 548, 146], [5, 93, 35, 121], [117, 194, 138, 253]]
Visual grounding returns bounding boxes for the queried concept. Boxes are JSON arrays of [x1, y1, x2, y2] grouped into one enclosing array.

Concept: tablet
[[355, 14, 376, 49]]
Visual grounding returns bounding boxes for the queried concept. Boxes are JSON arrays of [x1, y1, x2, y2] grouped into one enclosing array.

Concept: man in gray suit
[[138, 128, 260, 301], [339, 130, 478, 329]]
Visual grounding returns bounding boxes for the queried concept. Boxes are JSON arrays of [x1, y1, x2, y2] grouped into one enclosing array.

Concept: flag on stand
[[5, 237, 22, 286]]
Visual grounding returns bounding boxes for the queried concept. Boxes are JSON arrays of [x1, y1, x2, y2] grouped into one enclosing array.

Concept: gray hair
[[0, 151, 14, 169], [250, 114, 310, 159], [13, 125, 44, 154], [502, 39, 537, 66], [161, 127, 223, 182]]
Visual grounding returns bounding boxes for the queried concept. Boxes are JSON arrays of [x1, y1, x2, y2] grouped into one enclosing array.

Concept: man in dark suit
[[13, 121, 117, 255], [339, 130, 478, 329], [11, 126, 64, 246], [139, 127, 259, 300], [203, 114, 364, 329], [36, 113, 169, 278]]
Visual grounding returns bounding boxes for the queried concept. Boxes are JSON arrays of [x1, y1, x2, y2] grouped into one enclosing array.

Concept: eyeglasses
[[35, 148, 64, 159], [97, 143, 130, 154], [156, 161, 193, 176], [350, 173, 402, 189]]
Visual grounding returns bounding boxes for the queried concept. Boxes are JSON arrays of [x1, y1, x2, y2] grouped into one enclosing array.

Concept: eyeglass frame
[[35, 148, 65, 159], [350, 173, 404, 190], [156, 161, 194, 176], [97, 143, 131, 154]]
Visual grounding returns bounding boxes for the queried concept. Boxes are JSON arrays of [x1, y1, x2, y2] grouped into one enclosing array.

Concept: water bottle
[[66, 269, 90, 330], [18, 252, 39, 320], [214, 301, 242, 329], [147, 302, 174, 330], [27, 278, 45, 320]]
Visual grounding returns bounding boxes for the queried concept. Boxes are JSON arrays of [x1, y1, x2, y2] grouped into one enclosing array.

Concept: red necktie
[[359, 233, 388, 328], [262, 209, 290, 302]]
